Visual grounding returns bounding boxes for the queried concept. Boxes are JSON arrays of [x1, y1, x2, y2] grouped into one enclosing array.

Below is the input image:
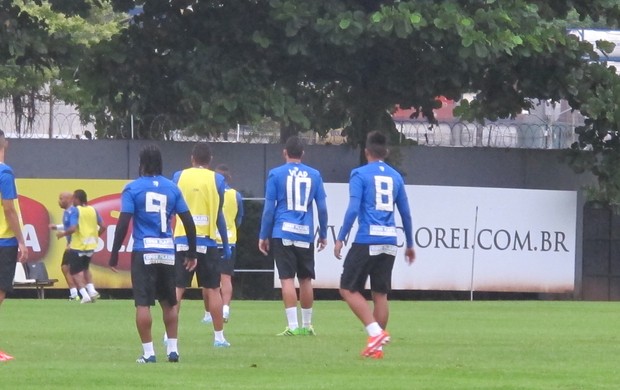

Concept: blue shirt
[[62, 206, 77, 244], [337, 161, 413, 247], [0, 164, 18, 246], [121, 175, 189, 253], [259, 162, 328, 243]]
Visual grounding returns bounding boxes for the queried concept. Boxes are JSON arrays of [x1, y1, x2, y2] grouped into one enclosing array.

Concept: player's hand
[[221, 244, 232, 260], [405, 247, 416, 265], [334, 240, 344, 260], [17, 242, 28, 262], [48, 223, 56, 230], [56, 231, 64, 239], [258, 239, 270, 256], [108, 253, 119, 272], [316, 238, 327, 252], [184, 257, 197, 272]]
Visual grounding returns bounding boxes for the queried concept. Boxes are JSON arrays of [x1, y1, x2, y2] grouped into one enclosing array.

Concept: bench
[[13, 262, 58, 299]]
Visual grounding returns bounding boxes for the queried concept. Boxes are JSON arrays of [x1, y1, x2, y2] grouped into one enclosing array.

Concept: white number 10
[[286, 176, 312, 212]]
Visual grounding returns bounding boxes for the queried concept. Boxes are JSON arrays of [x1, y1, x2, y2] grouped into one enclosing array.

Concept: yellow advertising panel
[[18, 179, 132, 288]]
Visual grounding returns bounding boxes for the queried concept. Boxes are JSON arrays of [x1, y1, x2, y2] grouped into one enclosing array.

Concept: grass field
[[1, 299, 619, 389]]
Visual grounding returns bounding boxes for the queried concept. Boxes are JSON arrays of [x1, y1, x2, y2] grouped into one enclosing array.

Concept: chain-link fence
[[394, 119, 580, 149], [0, 99, 581, 149]]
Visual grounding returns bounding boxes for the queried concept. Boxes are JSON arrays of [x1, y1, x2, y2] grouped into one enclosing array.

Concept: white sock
[[86, 283, 97, 294], [166, 338, 178, 354], [223, 305, 230, 317], [214, 330, 225, 343], [301, 308, 313, 327], [69, 288, 78, 298], [285, 307, 298, 329], [365, 322, 383, 337], [142, 342, 155, 357], [79, 288, 90, 300]]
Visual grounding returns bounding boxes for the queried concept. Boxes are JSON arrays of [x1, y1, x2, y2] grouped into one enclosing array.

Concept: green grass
[[1, 299, 619, 389]]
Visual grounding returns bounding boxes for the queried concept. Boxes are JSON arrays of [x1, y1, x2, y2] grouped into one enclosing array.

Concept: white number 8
[[374, 176, 393, 211]]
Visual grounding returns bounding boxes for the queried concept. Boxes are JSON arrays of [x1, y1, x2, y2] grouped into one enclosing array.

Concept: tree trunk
[[279, 122, 297, 143]]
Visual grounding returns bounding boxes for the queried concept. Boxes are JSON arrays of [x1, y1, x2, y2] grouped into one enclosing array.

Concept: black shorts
[[218, 246, 236, 276], [0, 246, 18, 292], [61, 249, 72, 266], [272, 239, 315, 280], [131, 251, 177, 307], [340, 243, 396, 294], [175, 247, 221, 289], [68, 250, 92, 275]]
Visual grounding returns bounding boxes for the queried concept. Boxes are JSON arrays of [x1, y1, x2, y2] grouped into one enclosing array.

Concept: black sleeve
[[109, 212, 132, 267], [178, 211, 197, 258]]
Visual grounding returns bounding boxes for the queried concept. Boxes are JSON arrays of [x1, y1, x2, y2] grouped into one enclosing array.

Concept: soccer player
[[109, 144, 197, 364], [56, 189, 104, 304], [49, 191, 91, 301], [172, 143, 232, 347], [258, 136, 328, 336], [202, 164, 244, 324], [334, 131, 415, 359], [0, 129, 28, 310], [0, 129, 27, 361]]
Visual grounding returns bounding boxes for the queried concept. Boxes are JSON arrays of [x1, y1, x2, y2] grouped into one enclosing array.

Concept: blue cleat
[[167, 352, 179, 362], [136, 355, 156, 364], [213, 340, 231, 348]]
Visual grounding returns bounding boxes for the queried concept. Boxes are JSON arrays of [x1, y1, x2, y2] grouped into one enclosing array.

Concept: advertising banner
[[18, 179, 576, 292], [18, 179, 132, 288], [284, 184, 577, 293]]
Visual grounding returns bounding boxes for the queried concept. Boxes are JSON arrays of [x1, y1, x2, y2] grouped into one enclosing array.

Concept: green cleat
[[276, 327, 299, 336], [301, 325, 316, 336]]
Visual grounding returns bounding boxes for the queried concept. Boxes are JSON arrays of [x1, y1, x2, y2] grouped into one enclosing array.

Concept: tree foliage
[[5, 1, 620, 194], [79, 2, 619, 148], [0, 0, 124, 133]]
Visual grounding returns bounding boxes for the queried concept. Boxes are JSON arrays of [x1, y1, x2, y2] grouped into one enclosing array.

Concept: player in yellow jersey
[[0, 129, 28, 309], [0, 129, 27, 361], [171, 143, 232, 348], [57, 190, 105, 304], [201, 164, 244, 324]]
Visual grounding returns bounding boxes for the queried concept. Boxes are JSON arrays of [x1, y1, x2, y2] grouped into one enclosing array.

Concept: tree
[[0, 0, 124, 135], [81, 2, 618, 147]]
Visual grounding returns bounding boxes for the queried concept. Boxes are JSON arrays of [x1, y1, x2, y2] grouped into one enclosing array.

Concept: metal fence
[[394, 120, 579, 149], [0, 103, 580, 149]]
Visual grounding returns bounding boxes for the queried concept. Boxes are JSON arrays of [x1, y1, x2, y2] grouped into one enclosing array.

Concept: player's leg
[[131, 251, 157, 363], [166, 251, 191, 343], [200, 248, 229, 347], [201, 287, 211, 323], [84, 263, 99, 299], [83, 255, 99, 299], [369, 253, 396, 330], [0, 246, 17, 307], [71, 256, 92, 304], [61, 250, 78, 300], [339, 244, 389, 357], [158, 264, 180, 362], [273, 240, 300, 335], [219, 246, 235, 322], [135, 306, 156, 362], [219, 274, 231, 319], [297, 246, 316, 335]]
